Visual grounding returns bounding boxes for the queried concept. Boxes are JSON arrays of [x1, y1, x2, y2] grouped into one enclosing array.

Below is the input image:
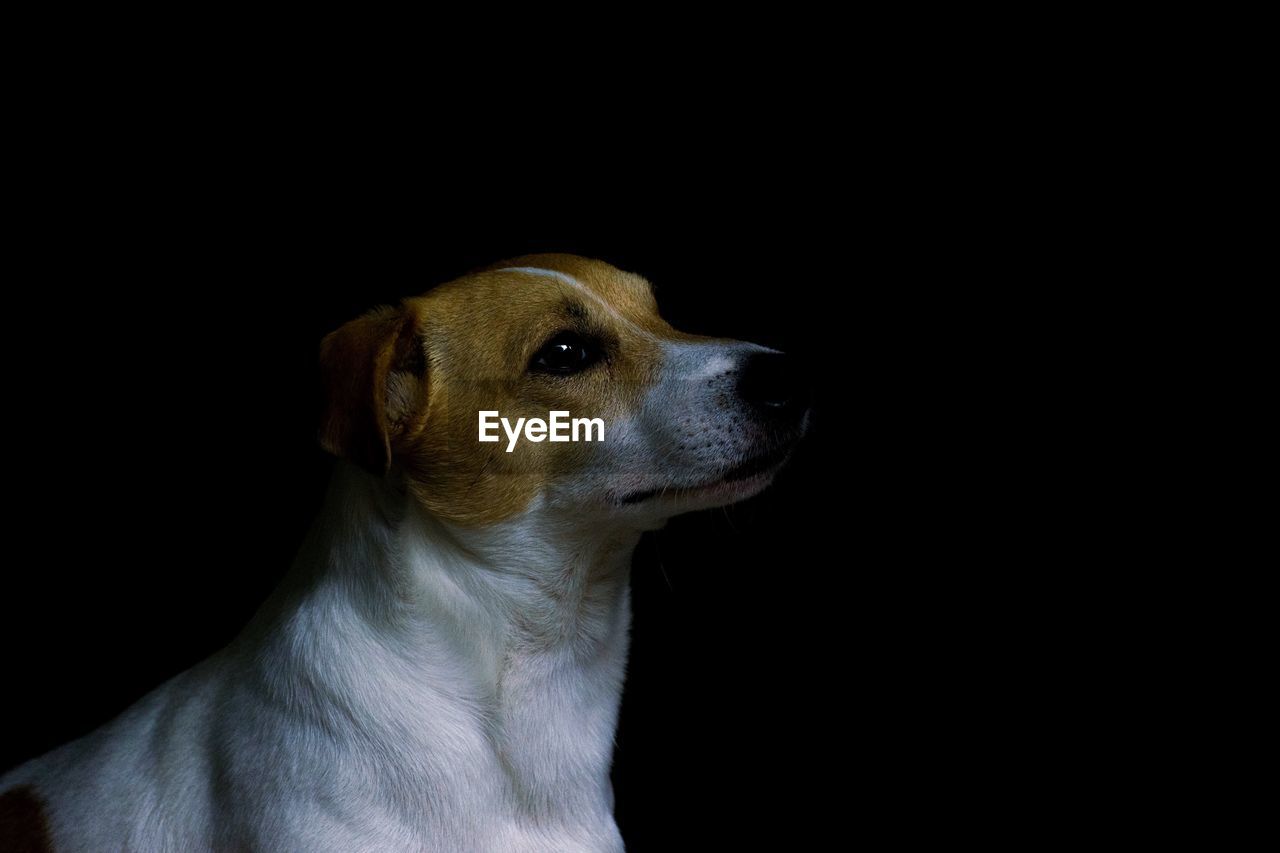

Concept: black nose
[[737, 352, 808, 418]]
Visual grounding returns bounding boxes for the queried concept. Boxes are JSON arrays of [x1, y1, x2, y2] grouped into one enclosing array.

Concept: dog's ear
[[318, 303, 427, 475]]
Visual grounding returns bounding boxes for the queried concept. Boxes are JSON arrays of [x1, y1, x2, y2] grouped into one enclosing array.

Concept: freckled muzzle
[[609, 347, 811, 508]]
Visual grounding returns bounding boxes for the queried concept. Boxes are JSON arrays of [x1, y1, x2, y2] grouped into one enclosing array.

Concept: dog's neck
[[324, 459, 638, 659], [241, 461, 636, 827]]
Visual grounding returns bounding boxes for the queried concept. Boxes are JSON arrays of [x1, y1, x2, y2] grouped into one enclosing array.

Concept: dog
[[0, 255, 809, 851]]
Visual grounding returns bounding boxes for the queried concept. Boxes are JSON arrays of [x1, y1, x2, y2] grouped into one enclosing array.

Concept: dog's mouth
[[618, 443, 794, 505], [720, 443, 793, 482]]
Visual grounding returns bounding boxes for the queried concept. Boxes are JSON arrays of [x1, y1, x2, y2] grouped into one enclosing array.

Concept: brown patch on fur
[[319, 254, 691, 525], [0, 786, 54, 852], [402, 257, 669, 525], [480, 254, 668, 333], [318, 305, 426, 474]]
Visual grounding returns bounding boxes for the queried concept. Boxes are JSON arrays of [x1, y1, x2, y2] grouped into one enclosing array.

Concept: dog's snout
[[737, 352, 808, 418]]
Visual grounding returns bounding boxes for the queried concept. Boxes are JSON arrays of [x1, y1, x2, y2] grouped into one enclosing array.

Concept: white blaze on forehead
[[496, 266, 660, 342]]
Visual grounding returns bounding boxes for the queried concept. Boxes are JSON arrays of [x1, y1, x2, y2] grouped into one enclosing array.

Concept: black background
[[0, 31, 1186, 848], [0, 164, 1002, 848]]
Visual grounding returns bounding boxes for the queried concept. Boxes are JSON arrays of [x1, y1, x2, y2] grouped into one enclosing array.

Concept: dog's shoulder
[[0, 785, 54, 852]]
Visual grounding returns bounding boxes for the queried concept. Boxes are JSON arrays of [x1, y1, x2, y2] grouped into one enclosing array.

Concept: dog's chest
[[290, 599, 632, 851]]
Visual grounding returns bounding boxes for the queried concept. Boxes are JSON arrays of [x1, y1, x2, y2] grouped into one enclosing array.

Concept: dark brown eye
[[530, 331, 599, 375]]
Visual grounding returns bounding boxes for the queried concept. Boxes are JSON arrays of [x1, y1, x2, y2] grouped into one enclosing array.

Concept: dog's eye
[[530, 332, 599, 375]]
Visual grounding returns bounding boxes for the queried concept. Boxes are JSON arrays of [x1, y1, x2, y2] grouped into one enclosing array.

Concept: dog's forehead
[[417, 254, 661, 332], [491, 253, 657, 311]]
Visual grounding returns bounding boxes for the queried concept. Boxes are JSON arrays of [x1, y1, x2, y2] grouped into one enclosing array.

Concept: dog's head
[[319, 254, 808, 528]]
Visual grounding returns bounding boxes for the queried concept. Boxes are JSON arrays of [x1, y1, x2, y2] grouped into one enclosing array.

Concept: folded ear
[[318, 303, 427, 474]]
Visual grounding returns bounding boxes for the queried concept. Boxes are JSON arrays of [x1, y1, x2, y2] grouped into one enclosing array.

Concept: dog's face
[[320, 255, 808, 528]]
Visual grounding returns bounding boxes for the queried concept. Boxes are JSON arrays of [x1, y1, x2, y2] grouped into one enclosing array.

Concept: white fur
[[496, 267, 661, 343], [1, 272, 801, 850], [1, 463, 633, 852]]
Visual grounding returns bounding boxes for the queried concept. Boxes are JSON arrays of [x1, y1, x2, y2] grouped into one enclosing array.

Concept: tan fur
[[318, 304, 426, 474], [319, 255, 690, 525], [0, 786, 53, 852]]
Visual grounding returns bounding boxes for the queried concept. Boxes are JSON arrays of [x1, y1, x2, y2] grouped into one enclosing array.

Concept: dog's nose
[[737, 352, 809, 418]]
